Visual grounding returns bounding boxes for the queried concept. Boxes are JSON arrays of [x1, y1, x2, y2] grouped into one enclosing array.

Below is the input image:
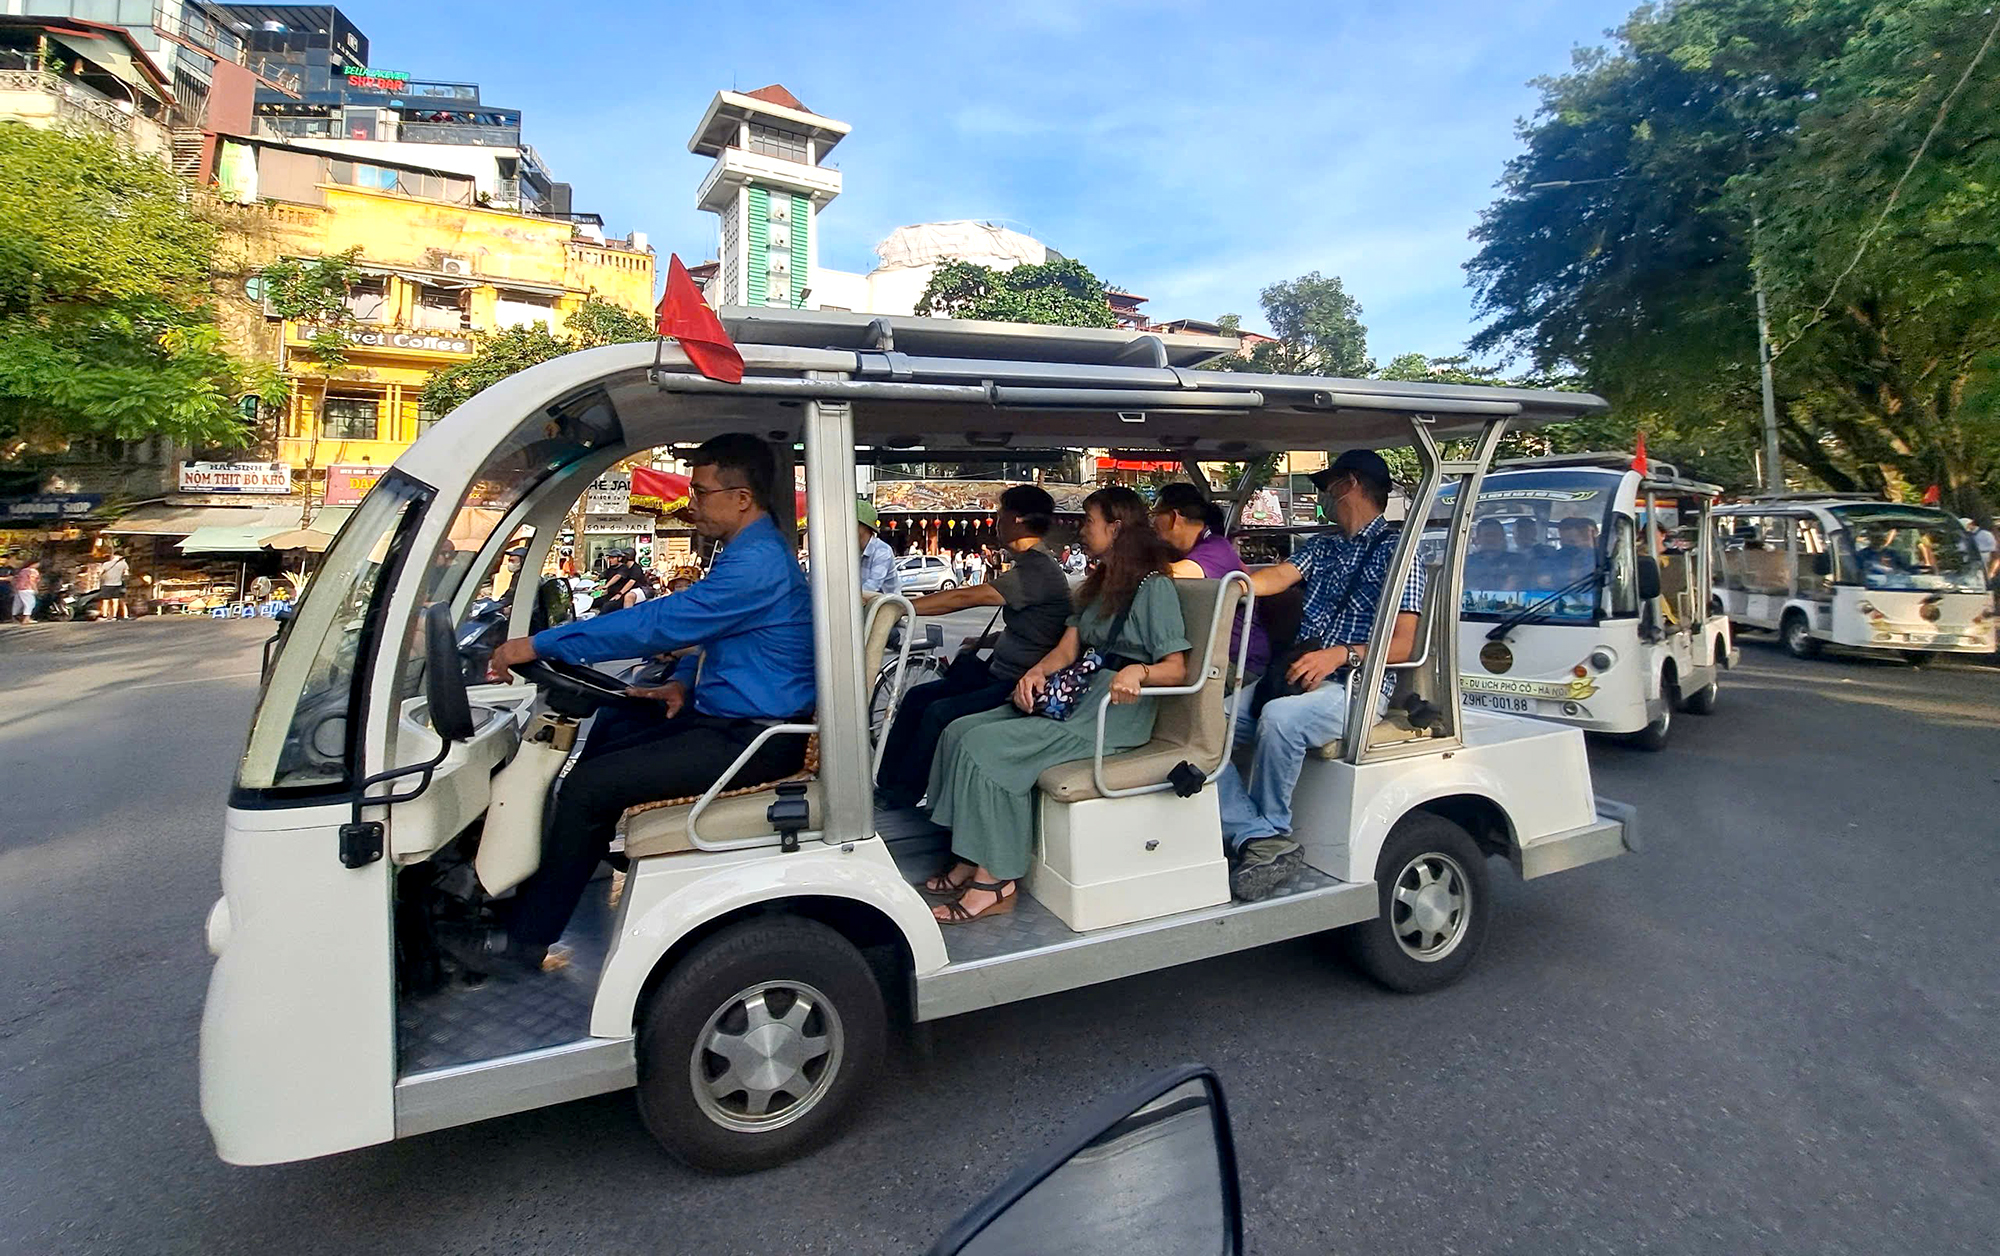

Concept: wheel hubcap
[[1391, 853, 1471, 961], [690, 981, 843, 1132]]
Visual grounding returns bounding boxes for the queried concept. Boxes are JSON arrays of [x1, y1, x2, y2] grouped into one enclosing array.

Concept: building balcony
[[696, 145, 842, 211], [0, 68, 164, 146], [397, 121, 522, 147]]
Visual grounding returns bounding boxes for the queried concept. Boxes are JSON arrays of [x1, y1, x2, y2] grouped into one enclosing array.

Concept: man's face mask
[[1318, 479, 1347, 528]]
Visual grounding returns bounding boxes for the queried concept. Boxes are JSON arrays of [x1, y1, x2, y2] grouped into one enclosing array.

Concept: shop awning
[[103, 503, 303, 538], [181, 524, 283, 554]]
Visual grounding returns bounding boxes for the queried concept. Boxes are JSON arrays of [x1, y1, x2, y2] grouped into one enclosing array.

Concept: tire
[[939, 580, 957, 590], [1345, 813, 1491, 993], [636, 916, 886, 1174], [1681, 674, 1719, 715], [1628, 670, 1676, 750], [1781, 610, 1820, 659]]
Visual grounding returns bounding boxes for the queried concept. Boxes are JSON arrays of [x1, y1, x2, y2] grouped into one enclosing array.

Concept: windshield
[[236, 471, 430, 795], [1831, 506, 1987, 593], [1433, 470, 1620, 623]]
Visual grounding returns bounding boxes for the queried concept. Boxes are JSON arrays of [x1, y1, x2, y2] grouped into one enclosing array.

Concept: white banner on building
[[179, 461, 294, 494], [582, 512, 653, 535], [585, 474, 632, 515]]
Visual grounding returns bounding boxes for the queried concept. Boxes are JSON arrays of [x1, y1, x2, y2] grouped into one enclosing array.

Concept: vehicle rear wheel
[[1345, 813, 1490, 993], [870, 653, 948, 742], [636, 916, 886, 1174], [1781, 610, 1820, 659], [939, 580, 957, 590]]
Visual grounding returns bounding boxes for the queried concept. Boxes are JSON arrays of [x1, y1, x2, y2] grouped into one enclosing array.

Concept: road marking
[[124, 670, 263, 693]]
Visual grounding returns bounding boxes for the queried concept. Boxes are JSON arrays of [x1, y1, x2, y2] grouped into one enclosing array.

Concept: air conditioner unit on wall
[[439, 257, 470, 275]]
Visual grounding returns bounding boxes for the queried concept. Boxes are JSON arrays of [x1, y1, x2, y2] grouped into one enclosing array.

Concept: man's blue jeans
[[1217, 681, 1370, 847]]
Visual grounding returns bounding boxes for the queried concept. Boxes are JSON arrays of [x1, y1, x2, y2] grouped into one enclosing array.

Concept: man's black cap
[[1310, 449, 1393, 492]]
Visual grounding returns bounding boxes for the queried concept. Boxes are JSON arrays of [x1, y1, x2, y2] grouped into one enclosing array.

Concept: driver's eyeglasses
[[690, 482, 750, 501]]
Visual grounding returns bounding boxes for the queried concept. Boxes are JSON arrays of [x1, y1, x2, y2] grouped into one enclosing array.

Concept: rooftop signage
[[343, 65, 410, 90]]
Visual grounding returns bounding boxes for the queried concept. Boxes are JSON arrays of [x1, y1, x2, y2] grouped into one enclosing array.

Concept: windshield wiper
[[1485, 564, 1603, 642]]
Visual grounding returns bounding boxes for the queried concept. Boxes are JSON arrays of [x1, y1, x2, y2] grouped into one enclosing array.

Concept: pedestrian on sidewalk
[[97, 549, 130, 620], [12, 555, 40, 623]]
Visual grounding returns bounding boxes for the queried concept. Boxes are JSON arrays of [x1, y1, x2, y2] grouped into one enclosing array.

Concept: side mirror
[[1811, 552, 1831, 577], [1636, 556, 1662, 601], [422, 603, 476, 742], [928, 1066, 1241, 1256]]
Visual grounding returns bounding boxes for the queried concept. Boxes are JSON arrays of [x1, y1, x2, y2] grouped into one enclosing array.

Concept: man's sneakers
[[438, 926, 549, 981], [1228, 836, 1304, 902]]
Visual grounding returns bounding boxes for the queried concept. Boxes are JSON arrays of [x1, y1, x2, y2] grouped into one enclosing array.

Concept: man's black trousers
[[506, 712, 806, 948]]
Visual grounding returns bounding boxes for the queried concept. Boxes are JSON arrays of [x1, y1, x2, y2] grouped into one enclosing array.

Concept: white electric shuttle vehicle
[[1433, 453, 1734, 750], [1711, 495, 1995, 663], [200, 311, 1636, 1174]]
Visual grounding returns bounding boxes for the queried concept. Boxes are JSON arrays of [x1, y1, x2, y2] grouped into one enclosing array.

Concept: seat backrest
[[1148, 577, 1241, 770], [859, 592, 901, 680]]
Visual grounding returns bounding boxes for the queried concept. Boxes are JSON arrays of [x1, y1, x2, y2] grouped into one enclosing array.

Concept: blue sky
[[352, 0, 1636, 360]]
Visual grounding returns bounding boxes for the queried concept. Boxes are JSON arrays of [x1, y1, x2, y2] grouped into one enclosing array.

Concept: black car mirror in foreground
[[927, 1065, 1242, 1256]]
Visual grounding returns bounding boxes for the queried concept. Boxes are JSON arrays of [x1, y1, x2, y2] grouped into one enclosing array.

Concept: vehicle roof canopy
[[402, 310, 1611, 485], [1493, 452, 1722, 498]]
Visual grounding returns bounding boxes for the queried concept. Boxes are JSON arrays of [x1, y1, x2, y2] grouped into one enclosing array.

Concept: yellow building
[[213, 140, 654, 474]]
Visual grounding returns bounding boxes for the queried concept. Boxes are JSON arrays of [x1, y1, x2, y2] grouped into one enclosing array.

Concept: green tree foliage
[[0, 127, 276, 459], [261, 250, 364, 369], [1201, 273, 1375, 377], [417, 297, 654, 417], [1466, 0, 2000, 516], [915, 257, 1117, 328]]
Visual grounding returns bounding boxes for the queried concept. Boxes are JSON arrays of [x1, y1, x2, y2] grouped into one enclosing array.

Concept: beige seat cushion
[[623, 782, 824, 857], [1037, 578, 1240, 803]]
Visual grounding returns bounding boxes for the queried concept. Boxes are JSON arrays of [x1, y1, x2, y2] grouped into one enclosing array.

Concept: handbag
[[1251, 530, 1391, 716], [1030, 576, 1147, 722]]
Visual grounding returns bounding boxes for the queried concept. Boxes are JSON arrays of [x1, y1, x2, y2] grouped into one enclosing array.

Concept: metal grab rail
[[865, 593, 918, 779], [684, 595, 914, 850], [1085, 570, 1256, 800], [685, 723, 820, 852]]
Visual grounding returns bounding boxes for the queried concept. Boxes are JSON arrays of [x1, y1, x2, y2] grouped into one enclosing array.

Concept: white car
[[895, 553, 959, 592]]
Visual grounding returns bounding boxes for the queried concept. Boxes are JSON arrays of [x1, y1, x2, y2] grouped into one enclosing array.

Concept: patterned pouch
[[1030, 650, 1106, 721]]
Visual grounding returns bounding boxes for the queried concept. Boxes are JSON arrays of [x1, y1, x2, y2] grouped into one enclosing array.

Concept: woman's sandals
[[922, 858, 976, 897], [933, 879, 1018, 925]]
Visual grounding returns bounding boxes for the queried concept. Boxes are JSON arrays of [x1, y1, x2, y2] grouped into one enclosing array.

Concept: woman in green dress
[[925, 486, 1192, 923]]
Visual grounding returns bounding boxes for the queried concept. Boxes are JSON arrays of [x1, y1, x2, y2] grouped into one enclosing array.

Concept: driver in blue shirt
[[448, 433, 815, 978]]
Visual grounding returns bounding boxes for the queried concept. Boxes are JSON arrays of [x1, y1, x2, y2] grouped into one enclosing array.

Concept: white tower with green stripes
[[689, 85, 850, 310]]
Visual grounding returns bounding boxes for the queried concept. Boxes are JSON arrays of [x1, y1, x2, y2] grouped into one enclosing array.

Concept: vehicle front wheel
[[1629, 672, 1676, 750], [1781, 611, 1820, 659], [636, 916, 886, 1174], [1680, 669, 1718, 715], [1345, 813, 1490, 993], [938, 580, 957, 590]]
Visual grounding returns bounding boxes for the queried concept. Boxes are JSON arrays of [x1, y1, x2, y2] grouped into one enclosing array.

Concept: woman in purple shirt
[[1150, 482, 1272, 678]]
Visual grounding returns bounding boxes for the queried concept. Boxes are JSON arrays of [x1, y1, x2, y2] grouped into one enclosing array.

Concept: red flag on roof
[[1632, 431, 1649, 475], [655, 254, 743, 384], [1921, 483, 1941, 505]]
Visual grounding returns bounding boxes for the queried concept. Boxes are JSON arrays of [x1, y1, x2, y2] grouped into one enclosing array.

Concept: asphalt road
[[2, 619, 1996, 1255]]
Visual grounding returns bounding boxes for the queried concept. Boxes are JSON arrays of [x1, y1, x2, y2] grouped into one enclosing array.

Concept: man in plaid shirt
[[1219, 449, 1427, 899]]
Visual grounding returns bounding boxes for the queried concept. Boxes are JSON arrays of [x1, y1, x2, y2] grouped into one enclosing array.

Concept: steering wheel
[[511, 657, 633, 718]]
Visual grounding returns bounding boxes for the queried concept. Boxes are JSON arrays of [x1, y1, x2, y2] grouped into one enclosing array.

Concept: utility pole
[[1752, 215, 1784, 496]]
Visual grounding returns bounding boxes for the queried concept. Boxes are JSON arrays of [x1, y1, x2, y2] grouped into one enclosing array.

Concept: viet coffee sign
[[180, 461, 293, 494], [299, 325, 475, 356], [322, 463, 386, 507], [585, 473, 632, 515]]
